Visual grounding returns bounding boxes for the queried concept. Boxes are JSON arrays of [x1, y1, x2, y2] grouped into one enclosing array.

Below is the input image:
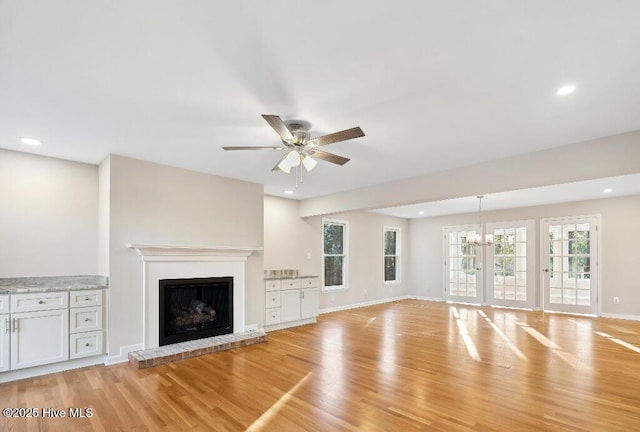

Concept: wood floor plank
[[2, 300, 640, 431]]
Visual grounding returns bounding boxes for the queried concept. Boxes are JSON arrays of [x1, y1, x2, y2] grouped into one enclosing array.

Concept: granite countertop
[[264, 275, 319, 281], [0, 275, 108, 294]]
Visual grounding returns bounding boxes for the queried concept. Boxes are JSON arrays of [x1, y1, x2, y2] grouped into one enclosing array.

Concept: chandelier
[[467, 195, 494, 246]]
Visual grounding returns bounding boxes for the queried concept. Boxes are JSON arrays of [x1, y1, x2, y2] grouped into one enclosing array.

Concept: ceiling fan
[[222, 114, 365, 173]]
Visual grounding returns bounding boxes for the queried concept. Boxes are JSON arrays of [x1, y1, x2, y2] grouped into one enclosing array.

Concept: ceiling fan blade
[[309, 149, 350, 166], [222, 146, 284, 150], [308, 127, 364, 147], [262, 114, 294, 142]]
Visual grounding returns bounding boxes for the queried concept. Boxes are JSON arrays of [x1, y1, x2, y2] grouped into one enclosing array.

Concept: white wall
[[264, 195, 319, 275], [264, 196, 410, 311], [0, 149, 98, 277], [104, 155, 264, 358], [409, 195, 640, 317]]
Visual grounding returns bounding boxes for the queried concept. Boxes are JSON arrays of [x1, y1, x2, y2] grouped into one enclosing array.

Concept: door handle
[[4, 319, 8, 334], [12, 318, 17, 332]]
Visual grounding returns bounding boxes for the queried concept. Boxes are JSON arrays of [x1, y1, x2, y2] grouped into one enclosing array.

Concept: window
[[383, 227, 400, 283], [323, 219, 348, 290]]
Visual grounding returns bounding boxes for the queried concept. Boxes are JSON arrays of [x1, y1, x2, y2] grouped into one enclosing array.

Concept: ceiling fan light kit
[[223, 114, 365, 178]]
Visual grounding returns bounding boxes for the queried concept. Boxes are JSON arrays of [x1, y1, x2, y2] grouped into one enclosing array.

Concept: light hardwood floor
[[2, 300, 640, 431]]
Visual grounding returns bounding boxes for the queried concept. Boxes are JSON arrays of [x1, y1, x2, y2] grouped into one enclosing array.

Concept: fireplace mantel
[[126, 243, 260, 349], [126, 244, 262, 261]]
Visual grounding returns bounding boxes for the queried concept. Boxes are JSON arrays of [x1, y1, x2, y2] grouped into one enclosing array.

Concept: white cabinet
[[69, 290, 103, 360], [10, 292, 68, 313], [70, 331, 103, 359], [264, 277, 319, 330], [0, 289, 105, 373], [0, 295, 9, 314], [0, 313, 9, 372], [301, 288, 319, 319], [10, 309, 69, 370], [281, 289, 302, 322]]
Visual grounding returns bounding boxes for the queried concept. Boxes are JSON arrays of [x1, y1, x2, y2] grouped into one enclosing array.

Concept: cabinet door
[[301, 288, 319, 319], [0, 314, 9, 372], [11, 309, 69, 370], [280, 290, 301, 323]]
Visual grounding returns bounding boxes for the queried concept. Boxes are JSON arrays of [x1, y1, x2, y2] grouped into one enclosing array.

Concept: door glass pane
[[447, 229, 479, 299], [492, 225, 528, 304], [547, 222, 593, 308]]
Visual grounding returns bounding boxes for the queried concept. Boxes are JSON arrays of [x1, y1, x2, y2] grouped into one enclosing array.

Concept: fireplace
[[159, 276, 233, 346]]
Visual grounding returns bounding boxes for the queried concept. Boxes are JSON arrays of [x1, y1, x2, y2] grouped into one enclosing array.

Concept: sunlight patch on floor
[[477, 310, 527, 361], [568, 319, 640, 355], [516, 320, 591, 371], [246, 372, 312, 432], [595, 331, 640, 354], [451, 307, 481, 362]]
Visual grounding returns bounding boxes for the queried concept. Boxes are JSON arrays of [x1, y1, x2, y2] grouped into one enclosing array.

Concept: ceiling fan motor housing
[[287, 123, 309, 146]]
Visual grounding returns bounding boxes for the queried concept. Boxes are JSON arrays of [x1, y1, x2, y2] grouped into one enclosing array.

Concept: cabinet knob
[[85, 343, 91, 347], [85, 318, 90, 322], [85, 297, 91, 301], [38, 300, 45, 304]]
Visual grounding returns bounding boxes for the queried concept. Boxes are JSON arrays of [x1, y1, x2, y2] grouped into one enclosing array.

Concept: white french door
[[541, 216, 599, 315], [444, 226, 482, 304], [485, 220, 535, 309]]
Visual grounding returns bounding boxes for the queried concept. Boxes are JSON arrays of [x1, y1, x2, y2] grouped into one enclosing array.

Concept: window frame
[[322, 218, 349, 291], [383, 226, 401, 284]]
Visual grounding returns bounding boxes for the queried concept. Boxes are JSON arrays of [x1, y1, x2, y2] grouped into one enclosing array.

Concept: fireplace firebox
[[159, 276, 233, 346]]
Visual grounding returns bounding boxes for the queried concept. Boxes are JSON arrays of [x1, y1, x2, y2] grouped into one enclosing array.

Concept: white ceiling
[[2, 1, 640, 204], [372, 174, 640, 219]]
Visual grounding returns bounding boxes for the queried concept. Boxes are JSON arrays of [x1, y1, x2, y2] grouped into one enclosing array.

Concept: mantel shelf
[[126, 243, 262, 258]]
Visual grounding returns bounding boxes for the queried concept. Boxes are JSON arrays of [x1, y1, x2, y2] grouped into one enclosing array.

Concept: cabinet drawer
[[265, 308, 281, 325], [265, 280, 281, 291], [0, 295, 8, 314], [281, 279, 301, 290], [70, 306, 103, 333], [266, 291, 281, 308], [70, 331, 103, 359], [301, 278, 319, 288], [69, 290, 102, 307], [10, 292, 69, 313]]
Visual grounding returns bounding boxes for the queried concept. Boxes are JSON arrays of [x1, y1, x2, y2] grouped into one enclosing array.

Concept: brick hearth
[[128, 330, 268, 369]]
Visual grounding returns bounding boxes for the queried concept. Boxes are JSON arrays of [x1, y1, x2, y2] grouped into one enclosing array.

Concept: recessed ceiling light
[[603, 188, 612, 193], [556, 85, 576, 96], [284, 190, 294, 195], [418, 210, 425, 215], [20, 137, 42, 146]]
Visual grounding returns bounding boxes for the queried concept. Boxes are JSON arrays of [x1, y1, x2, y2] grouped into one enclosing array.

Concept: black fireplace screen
[[159, 276, 233, 346]]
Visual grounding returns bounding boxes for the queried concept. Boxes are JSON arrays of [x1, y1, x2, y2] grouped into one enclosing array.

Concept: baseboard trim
[[264, 317, 316, 332], [601, 312, 640, 322], [407, 295, 445, 302], [244, 323, 258, 331], [105, 343, 144, 365], [0, 355, 106, 383], [320, 296, 409, 314]]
